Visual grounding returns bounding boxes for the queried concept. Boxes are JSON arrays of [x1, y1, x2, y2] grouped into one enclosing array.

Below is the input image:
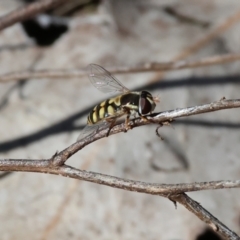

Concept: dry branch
[[0, 53, 240, 83], [0, 163, 239, 239], [171, 193, 240, 240], [50, 98, 240, 165], [1, 160, 240, 194], [1, 98, 240, 239], [1, 2, 240, 239]]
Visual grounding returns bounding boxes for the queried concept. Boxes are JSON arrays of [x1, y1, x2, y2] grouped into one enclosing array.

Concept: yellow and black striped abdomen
[[87, 96, 122, 125]]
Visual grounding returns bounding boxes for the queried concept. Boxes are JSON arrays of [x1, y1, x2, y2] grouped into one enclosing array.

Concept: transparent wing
[[77, 121, 111, 141], [88, 64, 130, 94]]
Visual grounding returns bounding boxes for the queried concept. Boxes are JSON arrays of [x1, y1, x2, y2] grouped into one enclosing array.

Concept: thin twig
[[0, 160, 240, 194], [0, 163, 239, 239], [0, 163, 239, 240], [0, 0, 69, 31], [170, 193, 240, 240], [0, 53, 240, 83], [1, 3, 240, 239], [0, 98, 239, 173], [1, 98, 240, 240], [51, 98, 240, 166]]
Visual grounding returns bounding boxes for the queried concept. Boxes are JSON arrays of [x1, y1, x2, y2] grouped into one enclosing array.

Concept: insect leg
[[122, 107, 132, 132], [105, 118, 117, 137], [140, 115, 149, 122], [125, 113, 131, 130]]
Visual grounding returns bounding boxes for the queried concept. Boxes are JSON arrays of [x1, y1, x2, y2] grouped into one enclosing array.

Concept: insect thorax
[[120, 92, 139, 110]]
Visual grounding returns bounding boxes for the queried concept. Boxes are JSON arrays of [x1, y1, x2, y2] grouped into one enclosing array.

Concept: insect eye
[[140, 97, 152, 115]]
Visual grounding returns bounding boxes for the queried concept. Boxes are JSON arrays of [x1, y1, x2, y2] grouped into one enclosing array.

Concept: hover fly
[[77, 64, 159, 141]]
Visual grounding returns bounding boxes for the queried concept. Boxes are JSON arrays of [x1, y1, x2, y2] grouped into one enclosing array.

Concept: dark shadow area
[[0, 49, 43, 111], [140, 74, 240, 92], [21, 17, 68, 46], [20, 0, 100, 46], [0, 80, 27, 111], [1, 74, 240, 153], [0, 85, 15, 111], [147, 136, 189, 172], [196, 228, 222, 240], [0, 172, 13, 179], [174, 119, 240, 129], [0, 106, 89, 153], [20, 0, 68, 46], [1, 113, 239, 153], [163, 6, 210, 28]]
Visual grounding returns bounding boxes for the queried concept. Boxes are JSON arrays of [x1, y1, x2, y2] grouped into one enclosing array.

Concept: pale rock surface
[[0, 1, 240, 239]]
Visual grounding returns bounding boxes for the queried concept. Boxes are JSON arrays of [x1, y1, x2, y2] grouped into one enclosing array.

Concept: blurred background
[[0, 0, 240, 239]]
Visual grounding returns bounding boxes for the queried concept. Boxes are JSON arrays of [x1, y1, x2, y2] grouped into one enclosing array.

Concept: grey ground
[[0, 0, 240, 239]]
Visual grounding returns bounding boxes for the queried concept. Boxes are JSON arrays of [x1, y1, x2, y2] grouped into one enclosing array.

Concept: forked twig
[[0, 98, 240, 239], [1, 1, 240, 239]]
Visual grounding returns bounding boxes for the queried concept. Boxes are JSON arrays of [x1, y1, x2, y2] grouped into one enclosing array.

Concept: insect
[[77, 64, 159, 141]]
